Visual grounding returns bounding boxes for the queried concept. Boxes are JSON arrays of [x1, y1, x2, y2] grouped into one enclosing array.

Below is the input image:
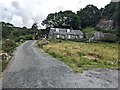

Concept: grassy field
[[37, 39, 118, 73]]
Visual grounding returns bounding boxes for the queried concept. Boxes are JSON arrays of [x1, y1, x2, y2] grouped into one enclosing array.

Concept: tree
[[70, 14, 80, 29], [2, 22, 13, 39], [117, 1, 120, 39], [42, 10, 81, 29], [31, 22, 40, 39], [77, 5, 101, 28], [31, 22, 38, 31], [101, 2, 118, 20]]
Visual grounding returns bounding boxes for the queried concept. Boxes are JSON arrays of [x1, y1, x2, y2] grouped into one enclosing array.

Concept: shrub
[[15, 34, 32, 42], [77, 52, 86, 57], [48, 39, 62, 43], [101, 34, 118, 43], [2, 39, 17, 53], [82, 27, 96, 38]]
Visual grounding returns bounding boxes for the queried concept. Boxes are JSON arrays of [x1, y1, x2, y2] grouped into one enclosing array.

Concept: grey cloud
[[10, 1, 45, 28], [11, 1, 20, 9], [111, 0, 120, 2], [11, 1, 33, 27], [2, 10, 12, 21], [57, 6, 64, 11], [78, 0, 83, 4], [32, 13, 46, 29], [0, 4, 12, 21], [32, 13, 45, 23]]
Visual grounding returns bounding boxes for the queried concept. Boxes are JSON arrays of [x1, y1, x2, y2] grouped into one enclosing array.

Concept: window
[[68, 35, 71, 39], [56, 28, 59, 32], [57, 35, 60, 38], [67, 29, 70, 33]]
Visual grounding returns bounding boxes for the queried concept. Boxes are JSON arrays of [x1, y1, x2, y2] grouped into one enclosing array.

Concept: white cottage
[[48, 28, 84, 40]]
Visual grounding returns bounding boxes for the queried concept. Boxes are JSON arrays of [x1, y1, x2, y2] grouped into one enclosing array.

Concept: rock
[[39, 39, 49, 48], [96, 19, 117, 30], [0, 50, 12, 61]]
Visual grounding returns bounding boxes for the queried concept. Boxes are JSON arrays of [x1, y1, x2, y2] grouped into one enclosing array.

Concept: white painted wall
[[79, 35, 83, 38]]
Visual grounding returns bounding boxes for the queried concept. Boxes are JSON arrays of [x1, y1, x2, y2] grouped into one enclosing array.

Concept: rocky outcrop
[[0, 50, 12, 61], [88, 31, 117, 42]]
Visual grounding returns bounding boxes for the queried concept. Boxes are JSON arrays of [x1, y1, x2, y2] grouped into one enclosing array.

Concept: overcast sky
[[0, 0, 111, 28]]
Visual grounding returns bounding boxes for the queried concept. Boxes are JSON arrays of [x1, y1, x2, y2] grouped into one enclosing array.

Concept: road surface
[[2, 40, 118, 88]]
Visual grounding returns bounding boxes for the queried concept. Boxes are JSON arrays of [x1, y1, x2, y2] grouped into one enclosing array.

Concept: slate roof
[[49, 28, 83, 35]]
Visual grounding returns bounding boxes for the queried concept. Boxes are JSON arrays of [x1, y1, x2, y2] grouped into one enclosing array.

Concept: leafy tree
[[101, 2, 118, 20], [42, 10, 81, 29], [2, 22, 13, 39], [69, 14, 80, 29], [117, 1, 120, 40], [42, 13, 55, 28], [77, 5, 101, 28], [31, 22, 38, 32]]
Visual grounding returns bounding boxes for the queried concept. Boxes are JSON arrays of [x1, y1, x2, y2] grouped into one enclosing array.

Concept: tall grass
[[38, 40, 118, 73]]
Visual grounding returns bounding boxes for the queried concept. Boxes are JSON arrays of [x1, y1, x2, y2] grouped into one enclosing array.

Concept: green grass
[[82, 27, 96, 38], [0, 60, 9, 72], [37, 40, 118, 73]]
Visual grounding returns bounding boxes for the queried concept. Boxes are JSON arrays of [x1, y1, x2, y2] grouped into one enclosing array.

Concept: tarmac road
[[2, 40, 118, 88]]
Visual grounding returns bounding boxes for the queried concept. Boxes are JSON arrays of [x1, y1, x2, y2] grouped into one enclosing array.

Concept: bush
[[101, 34, 118, 43], [2, 39, 17, 53], [82, 27, 96, 39], [77, 52, 86, 57], [95, 27, 106, 32], [15, 34, 32, 42], [48, 39, 62, 43]]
